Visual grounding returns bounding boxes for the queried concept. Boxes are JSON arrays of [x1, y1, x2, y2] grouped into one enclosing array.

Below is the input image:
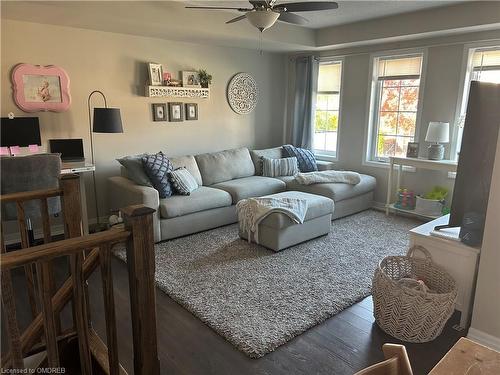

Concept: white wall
[[1, 19, 287, 220], [286, 31, 500, 204]]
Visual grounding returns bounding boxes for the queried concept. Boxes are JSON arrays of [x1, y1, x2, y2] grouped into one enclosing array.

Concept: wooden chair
[[354, 344, 413, 375]]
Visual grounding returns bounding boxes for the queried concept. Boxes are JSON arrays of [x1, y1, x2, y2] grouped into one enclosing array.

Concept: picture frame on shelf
[[182, 71, 201, 88], [11, 63, 71, 112], [168, 102, 183, 122], [148, 63, 163, 86], [152, 103, 167, 121], [406, 142, 419, 158], [185, 103, 198, 120]]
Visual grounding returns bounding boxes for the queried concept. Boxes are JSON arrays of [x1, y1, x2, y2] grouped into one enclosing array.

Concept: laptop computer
[[49, 139, 85, 162]]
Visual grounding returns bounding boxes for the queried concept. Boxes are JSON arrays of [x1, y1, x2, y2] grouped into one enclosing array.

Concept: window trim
[[363, 48, 427, 166], [313, 57, 344, 161], [452, 41, 500, 160]]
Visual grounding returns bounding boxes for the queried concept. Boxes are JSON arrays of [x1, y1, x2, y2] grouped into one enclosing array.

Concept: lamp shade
[[246, 9, 280, 32], [92, 107, 123, 133], [425, 121, 449, 143]]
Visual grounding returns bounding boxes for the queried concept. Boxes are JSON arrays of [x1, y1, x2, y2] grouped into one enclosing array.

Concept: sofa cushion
[[159, 186, 232, 219], [117, 154, 153, 187], [259, 191, 334, 229], [169, 167, 198, 195], [212, 176, 286, 204], [142, 152, 174, 198], [262, 157, 298, 177], [285, 174, 376, 202], [168, 155, 203, 186], [195, 147, 255, 186], [282, 145, 318, 172], [250, 147, 283, 175]]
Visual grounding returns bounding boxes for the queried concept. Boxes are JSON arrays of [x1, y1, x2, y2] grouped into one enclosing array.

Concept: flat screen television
[[0, 117, 41, 147], [447, 81, 500, 246]]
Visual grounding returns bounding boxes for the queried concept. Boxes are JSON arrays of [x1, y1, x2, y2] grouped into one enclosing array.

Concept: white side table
[[409, 214, 480, 330]]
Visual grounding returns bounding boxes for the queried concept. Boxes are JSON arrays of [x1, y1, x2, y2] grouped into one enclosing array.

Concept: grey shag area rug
[[115, 210, 418, 358]]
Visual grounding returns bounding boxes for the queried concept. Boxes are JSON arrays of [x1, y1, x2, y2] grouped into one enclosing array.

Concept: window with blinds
[[370, 54, 424, 161], [313, 61, 343, 156], [471, 48, 500, 83]]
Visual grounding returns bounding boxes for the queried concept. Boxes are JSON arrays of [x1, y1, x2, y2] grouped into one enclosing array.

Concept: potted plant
[[197, 69, 212, 88]]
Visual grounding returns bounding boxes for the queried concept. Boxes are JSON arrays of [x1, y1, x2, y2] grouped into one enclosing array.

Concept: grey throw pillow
[[141, 152, 174, 198], [117, 154, 153, 187], [262, 157, 299, 177], [169, 167, 198, 195]]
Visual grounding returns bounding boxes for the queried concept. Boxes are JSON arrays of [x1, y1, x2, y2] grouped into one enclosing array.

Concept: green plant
[[197, 69, 212, 88], [424, 186, 448, 201]]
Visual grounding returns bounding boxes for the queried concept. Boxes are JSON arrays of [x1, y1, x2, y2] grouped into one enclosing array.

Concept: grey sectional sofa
[[108, 146, 376, 242]]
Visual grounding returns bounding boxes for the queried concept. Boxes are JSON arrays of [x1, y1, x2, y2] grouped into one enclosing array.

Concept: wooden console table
[[385, 156, 457, 219], [429, 337, 500, 374]]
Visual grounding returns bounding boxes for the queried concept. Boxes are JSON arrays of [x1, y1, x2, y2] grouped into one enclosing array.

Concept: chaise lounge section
[[108, 146, 376, 242]]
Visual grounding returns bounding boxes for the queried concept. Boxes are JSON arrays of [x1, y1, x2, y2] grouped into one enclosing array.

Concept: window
[[313, 61, 342, 157], [368, 54, 424, 162], [455, 46, 500, 157]]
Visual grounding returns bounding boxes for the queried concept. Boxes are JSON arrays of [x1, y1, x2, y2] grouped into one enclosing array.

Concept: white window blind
[[318, 63, 341, 93], [472, 49, 500, 70], [377, 55, 423, 79]]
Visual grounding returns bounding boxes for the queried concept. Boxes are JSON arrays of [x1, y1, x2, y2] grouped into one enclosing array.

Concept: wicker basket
[[372, 246, 457, 343]]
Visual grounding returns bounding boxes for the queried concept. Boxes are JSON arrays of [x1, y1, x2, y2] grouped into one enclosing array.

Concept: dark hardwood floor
[[3, 256, 464, 375]]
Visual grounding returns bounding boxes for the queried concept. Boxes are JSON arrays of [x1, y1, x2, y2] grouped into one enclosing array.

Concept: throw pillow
[[262, 157, 299, 177], [282, 144, 318, 172], [168, 167, 198, 195], [141, 152, 173, 198], [117, 154, 153, 187]]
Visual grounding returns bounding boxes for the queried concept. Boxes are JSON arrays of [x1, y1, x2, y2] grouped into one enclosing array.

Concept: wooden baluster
[[123, 205, 160, 375], [39, 198, 61, 334], [70, 251, 93, 375], [35, 261, 60, 367], [16, 201, 38, 319], [99, 243, 119, 375], [0, 222, 24, 369]]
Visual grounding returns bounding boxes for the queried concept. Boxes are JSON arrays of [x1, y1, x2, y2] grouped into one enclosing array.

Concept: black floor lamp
[[87, 90, 123, 232]]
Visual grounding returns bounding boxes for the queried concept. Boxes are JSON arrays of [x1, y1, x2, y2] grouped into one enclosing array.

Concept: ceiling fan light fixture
[[246, 9, 280, 32]]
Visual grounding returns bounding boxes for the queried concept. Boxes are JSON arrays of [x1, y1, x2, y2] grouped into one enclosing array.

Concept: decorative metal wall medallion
[[227, 73, 258, 114]]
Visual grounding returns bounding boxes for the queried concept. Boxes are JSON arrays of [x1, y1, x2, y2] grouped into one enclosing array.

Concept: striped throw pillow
[[168, 167, 198, 195], [262, 157, 299, 177]]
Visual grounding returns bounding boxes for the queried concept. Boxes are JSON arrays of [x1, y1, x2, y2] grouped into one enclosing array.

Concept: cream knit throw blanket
[[295, 170, 361, 185], [236, 197, 308, 244]]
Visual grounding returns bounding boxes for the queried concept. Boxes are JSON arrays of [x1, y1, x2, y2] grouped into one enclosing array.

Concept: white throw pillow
[[168, 167, 198, 195], [262, 157, 299, 177]]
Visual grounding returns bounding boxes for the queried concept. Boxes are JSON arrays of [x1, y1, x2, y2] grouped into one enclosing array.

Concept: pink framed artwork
[[11, 63, 71, 112]]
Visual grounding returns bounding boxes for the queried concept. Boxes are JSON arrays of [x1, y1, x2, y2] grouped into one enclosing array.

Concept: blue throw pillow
[[142, 152, 174, 198], [282, 145, 318, 172]]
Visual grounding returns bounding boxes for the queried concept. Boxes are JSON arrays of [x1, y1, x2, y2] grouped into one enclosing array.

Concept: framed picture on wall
[[168, 102, 183, 122], [11, 63, 71, 112], [185, 103, 198, 120], [406, 142, 419, 158], [152, 103, 167, 121], [148, 63, 163, 86]]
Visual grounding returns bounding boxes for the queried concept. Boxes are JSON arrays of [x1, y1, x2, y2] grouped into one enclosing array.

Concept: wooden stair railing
[[1, 175, 160, 375]]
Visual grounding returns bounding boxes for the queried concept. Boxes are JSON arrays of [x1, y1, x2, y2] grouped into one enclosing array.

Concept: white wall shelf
[[145, 86, 209, 99]]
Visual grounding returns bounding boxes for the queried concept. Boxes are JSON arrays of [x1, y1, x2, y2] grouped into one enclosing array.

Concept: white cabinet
[[409, 214, 480, 330]]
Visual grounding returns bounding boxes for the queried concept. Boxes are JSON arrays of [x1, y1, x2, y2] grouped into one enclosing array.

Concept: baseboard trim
[[467, 328, 500, 351]]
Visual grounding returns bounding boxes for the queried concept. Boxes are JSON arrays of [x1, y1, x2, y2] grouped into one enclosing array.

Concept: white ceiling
[[187, 0, 462, 29]]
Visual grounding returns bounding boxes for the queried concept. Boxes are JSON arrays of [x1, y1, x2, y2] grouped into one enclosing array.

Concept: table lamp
[[425, 121, 449, 160], [88, 90, 123, 232]]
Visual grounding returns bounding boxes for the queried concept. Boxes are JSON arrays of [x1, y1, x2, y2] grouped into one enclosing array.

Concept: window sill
[[314, 153, 338, 162], [362, 159, 416, 172]]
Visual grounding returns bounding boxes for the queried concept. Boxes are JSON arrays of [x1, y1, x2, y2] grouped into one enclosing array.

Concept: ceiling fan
[[186, 0, 339, 32]]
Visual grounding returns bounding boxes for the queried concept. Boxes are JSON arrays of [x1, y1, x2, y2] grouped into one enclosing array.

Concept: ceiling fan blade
[[275, 1, 339, 12], [278, 12, 308, 25], [185, 6, 252, 12], [226, 15, 247, 24]]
